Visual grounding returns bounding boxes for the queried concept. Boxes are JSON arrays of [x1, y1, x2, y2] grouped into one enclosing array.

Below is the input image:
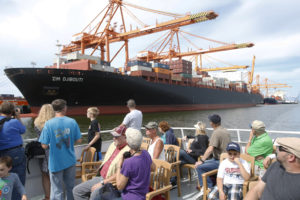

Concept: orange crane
[[135, 28, 253, 62], [61, 0, 218, 65], [253, 78, 291, 97]]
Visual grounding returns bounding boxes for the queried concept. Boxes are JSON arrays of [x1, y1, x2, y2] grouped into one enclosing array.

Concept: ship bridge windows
[[43, 86, 59, 96]]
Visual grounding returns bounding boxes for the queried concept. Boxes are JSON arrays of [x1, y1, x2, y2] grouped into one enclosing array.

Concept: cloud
[[0, 0, 300, 97]]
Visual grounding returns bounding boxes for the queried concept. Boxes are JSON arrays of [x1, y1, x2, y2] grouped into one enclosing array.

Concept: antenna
[[30, 62, 36, 68], [55, 40, 62, 69]]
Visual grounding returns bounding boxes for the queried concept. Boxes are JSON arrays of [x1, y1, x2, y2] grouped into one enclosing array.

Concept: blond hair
[[34, 104, 55, 131], [195, 121, 206, 135], [87, 107, 100, 117]]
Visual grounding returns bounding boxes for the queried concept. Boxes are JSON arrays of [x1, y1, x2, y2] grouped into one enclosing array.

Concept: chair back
[[80, 147, 96, 163], [151, 159, 172, 190], [164, 145, 180, 163], [141, 142, 150, 151], [240, 153, 255, 176], [143, 137, 151, 144], [177, 138, 182, 148]]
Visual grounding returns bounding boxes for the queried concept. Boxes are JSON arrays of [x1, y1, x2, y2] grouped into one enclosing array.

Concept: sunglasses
[[278, 146, 290, 153]]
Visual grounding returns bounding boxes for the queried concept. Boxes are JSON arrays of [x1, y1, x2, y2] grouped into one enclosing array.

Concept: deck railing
[[24, 127, 300, 148]]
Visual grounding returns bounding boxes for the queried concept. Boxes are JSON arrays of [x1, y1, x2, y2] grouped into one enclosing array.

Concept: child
[[208, 142, 250, 200], [85, 107, 102, 160], [0, 156, 27, 200]]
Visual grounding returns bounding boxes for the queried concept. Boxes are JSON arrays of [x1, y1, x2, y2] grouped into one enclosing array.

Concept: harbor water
[[22, 104, 300, 142]]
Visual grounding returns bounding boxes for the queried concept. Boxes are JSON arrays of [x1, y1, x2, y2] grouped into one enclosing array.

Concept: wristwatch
[[100, 180, 105, 185]]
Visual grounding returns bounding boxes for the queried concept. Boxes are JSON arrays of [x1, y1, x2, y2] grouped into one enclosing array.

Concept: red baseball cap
[[111, 125, 127, 137]]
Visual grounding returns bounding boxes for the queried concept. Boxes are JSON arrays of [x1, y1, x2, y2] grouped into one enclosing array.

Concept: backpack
[[0, 117, 11, 131], [25, 141, 45, 174]]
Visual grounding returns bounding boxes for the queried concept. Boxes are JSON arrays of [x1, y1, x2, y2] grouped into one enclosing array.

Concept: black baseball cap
[[208, 114, 221, 124]]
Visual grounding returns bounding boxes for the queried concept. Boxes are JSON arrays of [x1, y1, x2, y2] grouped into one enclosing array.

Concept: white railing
[[24, 127, 300, 147]]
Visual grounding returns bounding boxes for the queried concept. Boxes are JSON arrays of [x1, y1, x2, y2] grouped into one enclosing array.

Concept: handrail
[[24, 127, 300, 147]]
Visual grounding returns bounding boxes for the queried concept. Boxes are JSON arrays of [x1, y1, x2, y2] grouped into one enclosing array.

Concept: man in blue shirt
[[0, 102, 26, 200], [39, 99, 81, 200]]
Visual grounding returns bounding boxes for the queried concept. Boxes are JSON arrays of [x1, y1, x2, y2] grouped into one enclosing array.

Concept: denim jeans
[[179, 149, 196, 165], [0, 146, 26, 200], [50, 165, 76, 200], [73, 176, 103, 200], [196, 158, 219, 188]]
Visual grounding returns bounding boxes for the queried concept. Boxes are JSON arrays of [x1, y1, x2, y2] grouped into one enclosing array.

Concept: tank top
[[148, 137, 165, 161]]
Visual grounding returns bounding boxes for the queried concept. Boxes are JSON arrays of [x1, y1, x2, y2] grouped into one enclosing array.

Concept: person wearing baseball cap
[[195, 114, 231, 197], [144, 121, 165, 161], [245, 137, 300, 200], [209, 142, 250, 200], [73, 125, 130, 200], [245, 120, 273, 177]]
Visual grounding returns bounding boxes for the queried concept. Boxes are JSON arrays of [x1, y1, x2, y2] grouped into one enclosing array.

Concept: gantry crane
[[252, 78, 291, 97], [61, 0, 218, 65], [135, 28, 253, 62]]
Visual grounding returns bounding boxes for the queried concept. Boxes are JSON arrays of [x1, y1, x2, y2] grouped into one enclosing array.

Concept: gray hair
[[125, 128, 143, 150], [127, 99, 136, 108]]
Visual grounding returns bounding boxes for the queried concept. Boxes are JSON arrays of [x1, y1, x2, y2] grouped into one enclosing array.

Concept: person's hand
[[263, 156, 271, 169], [219, 191, 226, 200], [182, 136, 187, 141], [234, 157, 241, 165], [83, 145, 90, 151], [91, 182, 103, 192], [195, 160, 203, 167], [249, 129, 254, 140], [22, 195, 27, 200], [186, 149, 192, 153]]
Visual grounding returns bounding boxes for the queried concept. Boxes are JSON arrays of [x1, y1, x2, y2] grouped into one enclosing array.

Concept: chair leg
[[176, 166, 181, 197], [188, 168, 191, 181]]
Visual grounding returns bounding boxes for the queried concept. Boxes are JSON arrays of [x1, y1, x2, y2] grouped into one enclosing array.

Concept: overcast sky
[[1, 0, 300, 99]]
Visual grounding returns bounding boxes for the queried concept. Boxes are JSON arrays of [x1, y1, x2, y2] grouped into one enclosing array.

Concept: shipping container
[[127, 60, 151, 68], [131, 66, 153, 72], [153, 67, 171, 74]]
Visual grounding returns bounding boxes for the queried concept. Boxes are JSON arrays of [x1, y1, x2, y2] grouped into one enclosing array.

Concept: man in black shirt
[[245, 137, 300, 200]]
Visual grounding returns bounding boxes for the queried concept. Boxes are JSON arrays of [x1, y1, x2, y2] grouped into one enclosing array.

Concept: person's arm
[[234, 158, 250, 181], [217, 177, 226, 200], [116, 155, 129, 190], [244, 180, 266, 200], [195, 145, 213, 167], [153, 139, 164, 159], [41, 144, 49, 149], [245, 130, 254, 154], [91, 174, 117, 192], [263, 153, 276, 169]]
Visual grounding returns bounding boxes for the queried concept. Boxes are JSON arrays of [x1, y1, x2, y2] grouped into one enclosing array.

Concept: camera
[[123, 151, 132, 159]]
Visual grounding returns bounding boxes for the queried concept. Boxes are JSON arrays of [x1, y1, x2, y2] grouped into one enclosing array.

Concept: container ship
[[4, 1, 263, 115]]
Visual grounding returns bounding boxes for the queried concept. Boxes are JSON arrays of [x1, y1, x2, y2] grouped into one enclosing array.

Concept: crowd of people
[[1, 99, 300, 200]]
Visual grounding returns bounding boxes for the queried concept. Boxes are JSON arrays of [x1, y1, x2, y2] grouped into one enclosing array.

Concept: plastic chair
[[75, 147, 96, 180], [146, 159, 172, 200], [164, 144, 181, 197]]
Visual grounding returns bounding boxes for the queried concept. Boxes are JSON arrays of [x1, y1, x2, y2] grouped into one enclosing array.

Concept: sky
[[0, 0, 300, 99]]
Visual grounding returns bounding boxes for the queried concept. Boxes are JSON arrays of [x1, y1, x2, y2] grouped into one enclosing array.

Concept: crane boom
[[137, 42, 254, 61], [61, 10, 218, 55], [197, 65, 248, 72]]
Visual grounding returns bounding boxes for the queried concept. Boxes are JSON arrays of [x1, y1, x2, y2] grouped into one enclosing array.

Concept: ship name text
[[52, 76, 84, 82]]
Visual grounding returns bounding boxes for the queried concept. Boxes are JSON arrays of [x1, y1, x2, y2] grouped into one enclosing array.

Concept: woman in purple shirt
[[116, 128, 152, 200]]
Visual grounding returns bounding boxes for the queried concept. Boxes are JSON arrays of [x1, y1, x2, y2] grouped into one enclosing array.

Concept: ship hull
[[5, 68, 263, 115]]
